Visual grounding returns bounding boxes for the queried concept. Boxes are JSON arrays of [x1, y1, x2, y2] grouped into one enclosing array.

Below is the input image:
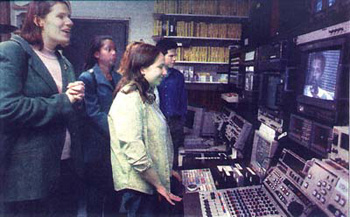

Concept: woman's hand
[[66, 81, 85, 103], [171, 170, 182, 182], [156, 185, 182, 206]]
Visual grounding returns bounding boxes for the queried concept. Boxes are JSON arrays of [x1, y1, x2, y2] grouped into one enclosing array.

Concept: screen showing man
[[303, 50, 340, 100]]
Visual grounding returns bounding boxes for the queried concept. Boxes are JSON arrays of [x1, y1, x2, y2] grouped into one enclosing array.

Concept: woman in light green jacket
[[108, 42, 182, 216]]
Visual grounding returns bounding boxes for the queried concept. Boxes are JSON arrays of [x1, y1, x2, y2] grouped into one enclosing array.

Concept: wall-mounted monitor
[[296, 34, 349, 124]]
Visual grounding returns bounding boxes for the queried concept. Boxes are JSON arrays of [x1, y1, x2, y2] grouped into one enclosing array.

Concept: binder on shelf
[[168, 19, 176, 36]]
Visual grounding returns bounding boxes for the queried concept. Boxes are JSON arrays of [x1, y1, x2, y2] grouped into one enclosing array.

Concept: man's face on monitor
[[311, 59, 323, 81]]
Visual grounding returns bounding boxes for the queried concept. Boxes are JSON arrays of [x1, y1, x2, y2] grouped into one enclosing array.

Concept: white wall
[[70, 1, 155, 44], [11, 1, 155, 44]]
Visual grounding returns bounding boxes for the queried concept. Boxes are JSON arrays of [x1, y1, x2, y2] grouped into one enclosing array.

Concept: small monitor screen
[[303, 50, 340, 100], [255, 135, 271, 170], [329, 0, 336, 6], [311, 124, 332, 156], [315, 0, 323, 12], [265, 75, 281, 110], [340, 134, 349, 150], [185, 110, 195, 129], [245, 51, 255, 61], [184, 106, 205, 137], [281, 152, 305, 175]]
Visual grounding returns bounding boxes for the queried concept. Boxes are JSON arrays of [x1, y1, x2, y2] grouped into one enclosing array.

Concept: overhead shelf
[[176, 61, 228, 65], [153, 35, 240, 42], [153, 13, 249, 23]]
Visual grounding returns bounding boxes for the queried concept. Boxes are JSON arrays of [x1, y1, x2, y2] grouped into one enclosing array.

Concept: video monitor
[[310, 122, 332, 157], [264, 74, 281, 110], [184, 105, 205, 137], [254, 134, 273, 170], [250, 130, 278, 177], [302, 50, 340, 101], [244, 50, 255, 62]]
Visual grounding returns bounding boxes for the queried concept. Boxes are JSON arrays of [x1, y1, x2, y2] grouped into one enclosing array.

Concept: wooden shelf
[[185, 82, 229, 91], [177, 61, 228, 65], [185, 81, 226, 84], [153, 35, 240, 42], [153, 13, 248, 23], [167, 36, 239, 41]]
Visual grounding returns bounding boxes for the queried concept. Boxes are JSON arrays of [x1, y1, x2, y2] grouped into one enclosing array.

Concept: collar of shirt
[[165, 67, 174, 78]]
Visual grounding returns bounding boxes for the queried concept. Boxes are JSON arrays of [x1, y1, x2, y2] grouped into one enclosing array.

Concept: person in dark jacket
[[78, 35, 121, 217], [156, 39, 187, 170], [0, 1, 85, 217]]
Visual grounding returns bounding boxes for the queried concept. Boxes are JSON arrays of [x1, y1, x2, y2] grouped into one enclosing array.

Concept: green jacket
[[108, 84, 173, 194], [0, 35, 83, 202]]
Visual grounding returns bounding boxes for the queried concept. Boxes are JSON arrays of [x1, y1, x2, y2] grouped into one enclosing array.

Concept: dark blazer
[[0, 35, 83, 202], [78, 64, 121, 163]]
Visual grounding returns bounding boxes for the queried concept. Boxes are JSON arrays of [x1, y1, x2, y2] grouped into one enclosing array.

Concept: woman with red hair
[[0, 1, 84, 216]]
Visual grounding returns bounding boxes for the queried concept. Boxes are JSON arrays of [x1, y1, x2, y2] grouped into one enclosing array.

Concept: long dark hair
[[83, 35, 115, 71], [20, 0, 71, 50], [114, 42, 161, 103]]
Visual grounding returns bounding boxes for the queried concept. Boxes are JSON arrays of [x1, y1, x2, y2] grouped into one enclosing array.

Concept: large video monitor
[[302, 50, 340, 101], [296, 35, 349, 124]]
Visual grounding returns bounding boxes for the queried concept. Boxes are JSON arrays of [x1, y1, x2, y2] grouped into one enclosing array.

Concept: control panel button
[[335, 194, 341, 202], [304, 182, 309, 188], [317, 182, 321, 187], [321, 189, 327, 195], [335, 210, 341, 217], [328, 204, 337, 213], [327, 185, 332, 190], [313, 190, 317, 196], [320, 197, 326, 204], [308, 174, 312, 179], [316, 194, 321, 200], [322, 181, 327, 187], [339, 199, 346, 206]]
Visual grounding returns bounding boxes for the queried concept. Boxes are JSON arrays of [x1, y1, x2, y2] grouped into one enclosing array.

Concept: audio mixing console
[[199, 185, 286, 217], [183, 149, 349, 217]]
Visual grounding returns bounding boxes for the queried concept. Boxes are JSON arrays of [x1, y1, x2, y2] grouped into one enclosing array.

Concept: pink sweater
[[33, 47, 71, 160]]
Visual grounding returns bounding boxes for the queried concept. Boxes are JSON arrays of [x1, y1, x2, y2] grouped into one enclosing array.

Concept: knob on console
[[288, 201, 304, 217]]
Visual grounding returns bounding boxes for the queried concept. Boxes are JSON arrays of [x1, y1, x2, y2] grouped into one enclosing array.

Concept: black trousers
[[2, 159, 82, 217], [84, 158, 121, 217]]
